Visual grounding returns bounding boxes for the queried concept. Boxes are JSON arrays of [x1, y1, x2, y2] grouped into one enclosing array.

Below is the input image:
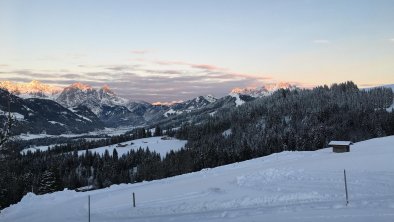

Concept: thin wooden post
[[133, 192, 136, 208], [344, 169, 349, 206], [88, 195, 91, 222]]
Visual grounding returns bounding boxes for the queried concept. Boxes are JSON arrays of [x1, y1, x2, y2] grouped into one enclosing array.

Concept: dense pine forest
[[1, 82, 394, 210]]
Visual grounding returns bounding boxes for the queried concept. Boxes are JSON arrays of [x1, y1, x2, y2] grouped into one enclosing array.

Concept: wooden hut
[[328, 141, 353, 153]]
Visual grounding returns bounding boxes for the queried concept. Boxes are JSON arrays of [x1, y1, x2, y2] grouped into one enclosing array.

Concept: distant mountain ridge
[[56, 82, 128, 114], [230, 82, 297, 97], [0, 88, 103, 135], [0, 80, 303, 133], [164, 95, 218, 117], [0, 80, 62, 99]]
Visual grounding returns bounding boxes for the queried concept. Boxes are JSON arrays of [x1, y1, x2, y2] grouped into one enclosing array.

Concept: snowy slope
[[2, 136, 394, 222], [77, 136, 187, 157], [229, 93, 245, 107], [20, 145, 59, 154]]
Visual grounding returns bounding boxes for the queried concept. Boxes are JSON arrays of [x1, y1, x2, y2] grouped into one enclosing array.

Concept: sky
[[0, 0, 394, 102]]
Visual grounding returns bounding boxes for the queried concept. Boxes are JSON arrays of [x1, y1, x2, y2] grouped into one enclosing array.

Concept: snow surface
[[163, 108, 183, 117], [0, 110, 24, 120], [203, 95, 217, 103], [2, 136, 394, 222], [17, 126, 135, 141], [229, 93, 245, 107], [77, 136, 187, 157], [68, 108, 93, 122], [209, 111, 217, 117], [20, 145, 52, 154], [20, 144, 69, 155], [48, 121, 66, 126], [222, 129, 232, 138], [328, 141, 353, 146]]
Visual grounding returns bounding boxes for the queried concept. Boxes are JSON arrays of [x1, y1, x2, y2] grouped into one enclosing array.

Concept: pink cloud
[[152, 59, 272, 83], [190, 64, 225, 71]]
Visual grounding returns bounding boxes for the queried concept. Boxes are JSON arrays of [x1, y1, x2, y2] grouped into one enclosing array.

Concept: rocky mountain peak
[[67, 82, 93, 91], [0, 80, 62, 98]]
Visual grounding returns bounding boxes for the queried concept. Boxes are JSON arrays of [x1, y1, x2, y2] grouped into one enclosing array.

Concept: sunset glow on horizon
[[1, 0, 394, 102]]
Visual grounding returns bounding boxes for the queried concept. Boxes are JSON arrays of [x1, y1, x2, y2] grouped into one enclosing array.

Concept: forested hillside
[[175, 82, 394, 167]]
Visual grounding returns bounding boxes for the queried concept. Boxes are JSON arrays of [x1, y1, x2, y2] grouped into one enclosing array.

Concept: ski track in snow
[[2, 136, 394, 222]]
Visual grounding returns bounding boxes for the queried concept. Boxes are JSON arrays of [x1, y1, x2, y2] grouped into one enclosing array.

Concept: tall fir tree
[[38, 170, 58, 194]]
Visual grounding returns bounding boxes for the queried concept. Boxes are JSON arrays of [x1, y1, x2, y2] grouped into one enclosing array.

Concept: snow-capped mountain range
[[0, 88, 103, 135], [0, 80, 302, 133], [0, 80, 392, 135], [0, 80, 296, 110], [0, 80, 62, 99], [56, 83, 128, 115]]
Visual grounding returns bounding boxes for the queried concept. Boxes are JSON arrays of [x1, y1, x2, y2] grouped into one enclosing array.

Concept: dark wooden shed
[[329, 141, 353, 153]]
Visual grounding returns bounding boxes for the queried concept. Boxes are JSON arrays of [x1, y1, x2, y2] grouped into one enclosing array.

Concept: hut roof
[[328, 141, 353, 146]]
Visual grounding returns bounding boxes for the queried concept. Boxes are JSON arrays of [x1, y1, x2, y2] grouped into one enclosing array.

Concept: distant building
[[117, 143, 127, 147], [329, 141, 353, 153], [161, 136, 173, 140]]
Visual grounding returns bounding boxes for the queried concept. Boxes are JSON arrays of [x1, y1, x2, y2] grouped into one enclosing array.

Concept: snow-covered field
[[20, 137, 187, 157], [20, 145, 63, 154], [77, 136, 187, 157], [2, 136, 394, 222], [17, 126, 135, 141]]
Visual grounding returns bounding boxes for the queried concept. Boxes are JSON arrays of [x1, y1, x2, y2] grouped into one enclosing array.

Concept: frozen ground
[[77, 136, 187, 157], [2, 136, 394, 222]]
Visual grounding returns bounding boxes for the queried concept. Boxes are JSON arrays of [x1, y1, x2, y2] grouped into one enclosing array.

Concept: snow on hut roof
[[328, 141, 353, 146]]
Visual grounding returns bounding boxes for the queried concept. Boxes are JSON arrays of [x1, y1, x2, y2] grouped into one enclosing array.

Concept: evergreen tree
[[113, 148, 118, 160], [38, 170, 57, 194], [154, 125, 162, 137]]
